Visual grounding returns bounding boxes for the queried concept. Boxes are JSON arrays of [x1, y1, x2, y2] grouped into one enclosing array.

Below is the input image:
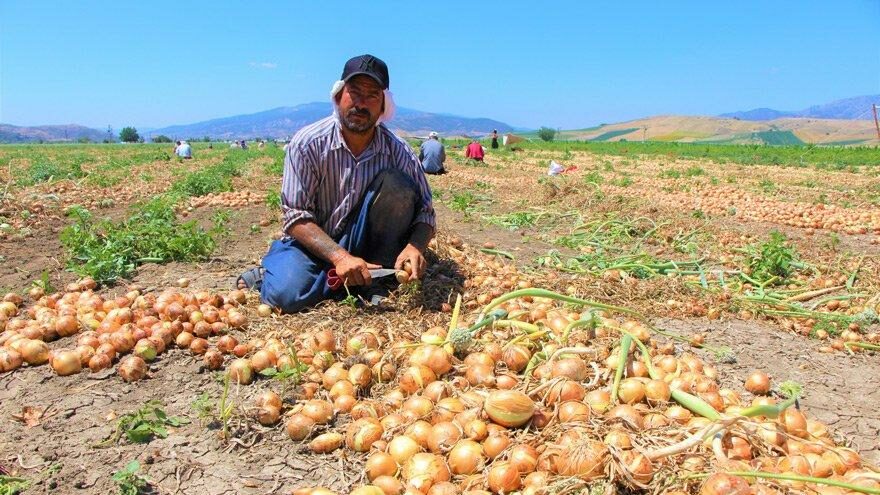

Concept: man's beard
[[341, 107, 377, 134]]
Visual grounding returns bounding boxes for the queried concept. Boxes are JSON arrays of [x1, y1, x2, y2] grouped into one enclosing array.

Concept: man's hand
[[334, 254, 381, 286], [395, 244, 427, 281]]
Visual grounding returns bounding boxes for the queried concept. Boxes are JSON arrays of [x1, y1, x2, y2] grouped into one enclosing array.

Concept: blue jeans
[[260, 168, 419, 313]]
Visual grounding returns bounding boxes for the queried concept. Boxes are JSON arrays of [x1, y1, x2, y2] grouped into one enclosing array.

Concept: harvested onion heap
[[0, 279, 258, 382], [189, 191, 262, 209], [254, 289, 879, 495]]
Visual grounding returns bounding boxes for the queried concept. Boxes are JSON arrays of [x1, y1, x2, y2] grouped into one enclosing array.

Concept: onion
[[134, 339, 158, 362], [203, 349, 224, 370], [301, 399, 334, 424], [19, 339, 49, 365], [509, 444, 538, 474], [484, 390, 535, 428], [448, 440, 484, 475], [399, 365, 436, 394], [488, 462, 521, 493], [189, 337, 209, 355], [256, 405, 281, 425], [620, 450, 654, 484], [745, 371, 771, 395], [618, 378, 646, 404], [482, 434, 510, 460], [406, 420, 434, 450], [74, 345, 96, 367], [329, 380, 355, 401], [286, 413, 316, 441], [310, 432, 344, 453], [585, 389, 611, 412], [410, 345, 452, 376], [427, 421, 461, 453], [227, 311, 248, 329], [607, 404, 644, 430], [346, 418, 384, 452], [550, 440, 607, 480], [502, 345, 530, 372], [780, 408, 808, 438], [227, 358, 254, 384], [176, 331, 194, 349], [118, 355, 148, 382], [665, 405, 693, 424], [51, 350, 82, 376], [0, 349, 22, 372], [250, 349, 276, 372], [495, 374, 518, 390], [349, 363, 373, 388], [366, 452, 398, 481], [372, 475, 403, 495], [232, 343, 249, 357], [551, 358, 588, 381], [55, 315, 79, 337], [433, 397, 465, 423], [402, 395, 434, 419], [216, 335, 238, 354], [558, 401, 591, 423], [699, 473, 751, 495], [423, 381, 452, 403], [388, 435, 422, 465], [465, 363, 496, 387], [88, 353, 112, 372], [464, 419, 488, 441], [546, 379, 585, 404], [645, 379, 671, 404], [403, 453, 450, 492], [604, 429, 632, 450]]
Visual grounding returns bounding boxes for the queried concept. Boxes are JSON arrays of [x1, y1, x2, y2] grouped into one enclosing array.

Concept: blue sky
[[1, 1, 878, 130]]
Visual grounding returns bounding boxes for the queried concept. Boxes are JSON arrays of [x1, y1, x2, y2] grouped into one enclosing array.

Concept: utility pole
[[873, 104, 880, 140]]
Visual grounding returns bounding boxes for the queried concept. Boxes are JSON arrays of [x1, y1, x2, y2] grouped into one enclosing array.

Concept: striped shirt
[[281, 115, 435, 238]]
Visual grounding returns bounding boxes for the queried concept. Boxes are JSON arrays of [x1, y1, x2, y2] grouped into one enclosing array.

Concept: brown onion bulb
[[227, 358, 254, 385], [447, 440, 484, 475], [309, 432, 343, 453], [366, 452, 398, 481], [346, 418, 384, 452], [699, 473, 750, 495], [88, 353, 112, 372], [118, 355, 148, 382], [51, 349, 82, 376], [745, 371, 771, 395], [487, 462, 521, 494], [286, 413, 316, 441], [388, 434, 422, 465]]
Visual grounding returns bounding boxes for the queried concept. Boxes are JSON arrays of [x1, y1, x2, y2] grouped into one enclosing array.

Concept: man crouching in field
[[237, 54, 435, 313]]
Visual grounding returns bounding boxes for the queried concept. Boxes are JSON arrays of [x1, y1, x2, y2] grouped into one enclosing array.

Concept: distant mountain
[[554, 114, 878, 145], [721, 95, 879, 121], [148, 103, 513, 140], [0, 124, 111, 143]]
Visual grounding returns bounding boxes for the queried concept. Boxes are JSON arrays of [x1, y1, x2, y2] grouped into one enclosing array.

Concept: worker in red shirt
[[465, 138, 485, 161]]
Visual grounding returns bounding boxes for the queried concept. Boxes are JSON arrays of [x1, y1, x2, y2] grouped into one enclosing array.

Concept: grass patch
[[60, 196, 223, 284]]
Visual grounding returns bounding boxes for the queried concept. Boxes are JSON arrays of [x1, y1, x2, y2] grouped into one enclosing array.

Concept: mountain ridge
[[721, 94, 879, 121]]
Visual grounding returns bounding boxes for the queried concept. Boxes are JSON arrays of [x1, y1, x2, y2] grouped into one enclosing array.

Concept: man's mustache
[[347, 107, 372, 118]]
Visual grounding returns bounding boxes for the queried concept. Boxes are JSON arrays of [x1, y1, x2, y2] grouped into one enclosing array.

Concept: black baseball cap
[[341, 54, 389, 90]]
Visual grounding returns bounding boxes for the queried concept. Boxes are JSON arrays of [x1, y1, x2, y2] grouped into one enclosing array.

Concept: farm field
[[1, 140, 880, 495]]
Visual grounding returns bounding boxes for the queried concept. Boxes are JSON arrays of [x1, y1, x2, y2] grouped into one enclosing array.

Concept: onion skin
[[484, 390, 535, 428], [366, 452, 397, 481]]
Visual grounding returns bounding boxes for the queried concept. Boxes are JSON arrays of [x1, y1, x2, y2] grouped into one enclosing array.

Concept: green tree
[[119, 127, 140, 143], [152, 135, 172, 143], [537, 127, 557, 142]]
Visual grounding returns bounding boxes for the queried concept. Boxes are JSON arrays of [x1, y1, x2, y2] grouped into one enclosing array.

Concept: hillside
[[0, 124, 110, 143], [552, 115, 879, 145], [148, 103, 513, 140], [721, 94, 879, 121]]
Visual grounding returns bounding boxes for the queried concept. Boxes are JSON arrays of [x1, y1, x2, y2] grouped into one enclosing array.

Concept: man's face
[[337, 75, 384, 134]]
